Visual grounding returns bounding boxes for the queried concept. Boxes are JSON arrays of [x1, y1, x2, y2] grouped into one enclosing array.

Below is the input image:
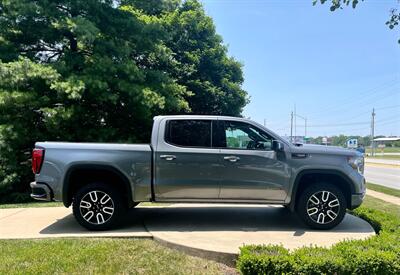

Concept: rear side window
[[165, 120, 211, 148]]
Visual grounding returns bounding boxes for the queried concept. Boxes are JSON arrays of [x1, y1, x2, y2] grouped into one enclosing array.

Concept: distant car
[[30, 115, 366, 231]]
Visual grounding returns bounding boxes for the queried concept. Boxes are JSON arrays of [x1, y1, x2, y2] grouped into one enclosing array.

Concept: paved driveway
[[0, 204, 375, 263]]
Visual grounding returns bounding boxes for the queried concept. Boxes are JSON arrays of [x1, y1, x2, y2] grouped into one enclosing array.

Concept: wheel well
[[293, 172, 352, 209], [63, 166, 132, 208]]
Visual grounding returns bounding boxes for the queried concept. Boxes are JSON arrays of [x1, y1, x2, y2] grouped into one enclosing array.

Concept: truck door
[[215, 120, 289, 201], [154, 119, 221, 200]]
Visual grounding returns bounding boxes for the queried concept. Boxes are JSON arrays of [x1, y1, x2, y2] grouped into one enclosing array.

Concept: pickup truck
[[30, 115, 365, 230]]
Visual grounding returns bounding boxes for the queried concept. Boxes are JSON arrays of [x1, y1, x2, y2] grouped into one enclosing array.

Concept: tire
[[72, 182, 125, 231], [296, 182, 346, 230]]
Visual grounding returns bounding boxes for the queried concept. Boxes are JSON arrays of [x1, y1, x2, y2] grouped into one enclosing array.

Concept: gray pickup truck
[[31, 115, 365, 230]]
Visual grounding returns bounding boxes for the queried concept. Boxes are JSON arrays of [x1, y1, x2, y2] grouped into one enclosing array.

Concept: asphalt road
[[364, 165, 400, 190]]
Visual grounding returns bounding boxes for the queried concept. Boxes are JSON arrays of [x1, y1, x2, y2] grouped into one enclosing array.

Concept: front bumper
[[350, 192, 366, 209], [348, 173, 366, 210], [30, 182, 53, 201]]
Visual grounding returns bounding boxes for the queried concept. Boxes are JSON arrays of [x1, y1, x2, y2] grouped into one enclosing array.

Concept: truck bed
[[35, 142, 153, 203], [36, 142, 151, 151]]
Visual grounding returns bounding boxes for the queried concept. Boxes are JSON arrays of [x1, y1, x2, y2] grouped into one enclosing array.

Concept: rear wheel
[[73, 182, 124, 231], [296, 183, 346, 230]]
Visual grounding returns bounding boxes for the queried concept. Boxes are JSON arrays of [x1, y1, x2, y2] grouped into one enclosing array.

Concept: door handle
[[224, 156, 240, 162], [160, 155, 176, 161]]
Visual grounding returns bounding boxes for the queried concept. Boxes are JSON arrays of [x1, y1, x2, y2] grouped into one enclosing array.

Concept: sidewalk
[[366, 189, 400, 206]]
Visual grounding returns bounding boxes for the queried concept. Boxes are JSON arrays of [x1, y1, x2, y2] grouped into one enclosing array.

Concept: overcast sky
[[202, 0, 400, 137]]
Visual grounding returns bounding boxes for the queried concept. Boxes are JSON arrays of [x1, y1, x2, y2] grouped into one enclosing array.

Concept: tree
[[313, 0, 400, 43], [160, 0, 248, 115], [0, 0, 248, 201], [0, 58, 75, 202], [127, 0, 248, 115]]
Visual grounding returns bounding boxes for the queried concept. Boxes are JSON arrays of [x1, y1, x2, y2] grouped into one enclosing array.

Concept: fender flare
[[62, 164, 133, 207], [288, 169, 355, 211]]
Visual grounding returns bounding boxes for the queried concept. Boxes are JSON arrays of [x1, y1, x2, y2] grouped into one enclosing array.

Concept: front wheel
[[73, 183, 124, 231], [296, 183, 346, 230]]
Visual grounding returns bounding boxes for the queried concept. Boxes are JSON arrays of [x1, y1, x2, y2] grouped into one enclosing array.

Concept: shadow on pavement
[[39, 205, 373, 235], [135, 206, 373, 234]]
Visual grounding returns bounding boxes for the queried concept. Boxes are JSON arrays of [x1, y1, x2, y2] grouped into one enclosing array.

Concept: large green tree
[[0, 0, 248, 201], [127, 0, 248, 115]]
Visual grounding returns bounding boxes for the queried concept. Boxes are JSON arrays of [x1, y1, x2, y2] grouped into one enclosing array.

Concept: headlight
[[348, 156, 364, 174]]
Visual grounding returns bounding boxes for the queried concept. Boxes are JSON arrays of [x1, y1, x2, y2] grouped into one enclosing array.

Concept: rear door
[[215, 120, 289, 201], [154, 119, 221, 200]]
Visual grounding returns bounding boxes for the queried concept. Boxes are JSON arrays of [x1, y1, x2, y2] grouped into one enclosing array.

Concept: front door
[[216, 120, 289, 201], [154, 119, 221, 200]]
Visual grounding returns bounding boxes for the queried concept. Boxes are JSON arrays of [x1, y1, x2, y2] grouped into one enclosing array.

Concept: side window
[[165, 120, 211, 148], [223, 121, 273, 150]]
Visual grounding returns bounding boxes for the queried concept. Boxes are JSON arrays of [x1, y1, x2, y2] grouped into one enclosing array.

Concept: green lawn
[[366, 147, 400, 154], [361, 195, 400, 219], [366, 182, 400, 198], [0, 201, 63, 209], [0, 238, 230, 275], [0, 201, 171, 209]]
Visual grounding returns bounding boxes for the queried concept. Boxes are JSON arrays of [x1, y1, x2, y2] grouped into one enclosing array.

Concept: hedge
[[237, 207, 400, 274]]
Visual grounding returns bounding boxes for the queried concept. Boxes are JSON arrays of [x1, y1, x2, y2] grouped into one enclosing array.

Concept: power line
[[376, 115, 400, 123], [305, 79, 399, 117], [376, 119, 400, 127], [375, 105, 400, 111], [307, 121, 370, 128]]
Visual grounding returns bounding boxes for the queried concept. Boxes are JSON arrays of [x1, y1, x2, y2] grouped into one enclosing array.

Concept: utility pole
[[305, 118, 307, 138], [263, 118, 266, 127], [294, 113, 307, 143], [371, 108, 376, 156], [290, 111, 294, 143], [294, 104, 297, 139]]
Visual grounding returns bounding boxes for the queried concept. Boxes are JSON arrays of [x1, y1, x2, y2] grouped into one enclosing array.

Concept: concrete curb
[[153, 235, 238, 267]]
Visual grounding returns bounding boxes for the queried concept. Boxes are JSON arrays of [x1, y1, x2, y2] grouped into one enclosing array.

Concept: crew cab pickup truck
[[31, 115, 365, 230]]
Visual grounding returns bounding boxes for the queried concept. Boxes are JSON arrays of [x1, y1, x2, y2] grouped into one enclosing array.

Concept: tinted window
[[165, 120, 211, 147], [221, 121, 273, 150]]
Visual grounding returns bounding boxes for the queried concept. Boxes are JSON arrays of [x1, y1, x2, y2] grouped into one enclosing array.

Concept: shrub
[[237, 206, 400, 274]]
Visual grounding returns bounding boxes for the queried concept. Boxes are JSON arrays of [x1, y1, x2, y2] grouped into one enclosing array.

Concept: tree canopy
[[0, 0, 248, 201]]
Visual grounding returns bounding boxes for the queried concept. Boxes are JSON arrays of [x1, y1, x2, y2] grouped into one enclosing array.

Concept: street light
[[295, 113, 307, 140]]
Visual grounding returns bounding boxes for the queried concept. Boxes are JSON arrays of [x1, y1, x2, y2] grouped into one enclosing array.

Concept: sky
[[201, 0, 400, 137]]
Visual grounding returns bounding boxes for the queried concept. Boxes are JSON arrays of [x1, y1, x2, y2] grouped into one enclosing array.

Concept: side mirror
[[273, 140, 284, 152]]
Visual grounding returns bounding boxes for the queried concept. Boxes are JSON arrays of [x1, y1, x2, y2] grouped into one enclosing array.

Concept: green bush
[[237, 207, 400, 275]]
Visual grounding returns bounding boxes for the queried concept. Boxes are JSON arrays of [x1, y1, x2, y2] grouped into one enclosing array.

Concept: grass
[[0, 201, 63, 208], [362, 195, 400, 219], [366, 182, 400, 198], [0, 201, 172, 209], [366, 147, 400, 154], [0, 238, 231, 275]]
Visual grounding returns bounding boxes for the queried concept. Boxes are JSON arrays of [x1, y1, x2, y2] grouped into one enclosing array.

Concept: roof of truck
[[154, 115, 246, 120]]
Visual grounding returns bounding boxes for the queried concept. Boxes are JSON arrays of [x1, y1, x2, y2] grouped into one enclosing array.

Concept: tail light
[[32, 148, 44, 174]]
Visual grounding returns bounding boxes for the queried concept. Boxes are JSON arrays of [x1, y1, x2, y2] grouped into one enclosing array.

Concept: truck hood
[[290, 144, 362, 157]]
